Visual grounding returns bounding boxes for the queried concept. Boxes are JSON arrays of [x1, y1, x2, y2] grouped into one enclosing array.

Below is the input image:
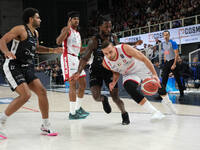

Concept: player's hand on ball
[[152, 75, 161, 88]]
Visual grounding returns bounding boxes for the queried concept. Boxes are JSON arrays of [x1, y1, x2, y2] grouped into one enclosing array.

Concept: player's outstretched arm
[[35, 30, 63, 54]]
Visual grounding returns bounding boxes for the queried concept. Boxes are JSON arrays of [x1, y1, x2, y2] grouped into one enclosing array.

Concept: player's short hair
[[102, 40, 112, 49], [97, 15, 111, 26], [23, 8, 39, 24], [67, 11, 80, 19]]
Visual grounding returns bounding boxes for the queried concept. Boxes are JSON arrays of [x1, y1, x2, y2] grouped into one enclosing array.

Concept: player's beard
[[102, 30, 111, 38]]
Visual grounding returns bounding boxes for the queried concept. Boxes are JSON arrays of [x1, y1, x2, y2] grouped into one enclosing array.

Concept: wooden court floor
[[0, 86, 200, 150]]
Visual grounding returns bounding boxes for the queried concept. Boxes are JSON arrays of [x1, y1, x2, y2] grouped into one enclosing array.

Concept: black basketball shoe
[[122, 112, 130, 125], [102, 95, 112, 114]]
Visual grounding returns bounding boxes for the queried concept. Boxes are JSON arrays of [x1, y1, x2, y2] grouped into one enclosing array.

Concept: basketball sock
[[76, 97, 83, 110], [0, 112, 8, 124], [142, 100, 158, 114], [70, 102, 76, 115], [42, 118, 50, 126], [161, 94, 170, 102]]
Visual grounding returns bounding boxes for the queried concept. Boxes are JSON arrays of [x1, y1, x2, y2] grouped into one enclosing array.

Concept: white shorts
[[122, 66, 152, 85], [60, 53, 86, 81]]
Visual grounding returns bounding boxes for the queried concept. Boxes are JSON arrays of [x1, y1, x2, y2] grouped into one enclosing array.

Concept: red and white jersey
[[60, 27, 86, 82], [103, 44, 149, 75], [62, 27, 81, 56]]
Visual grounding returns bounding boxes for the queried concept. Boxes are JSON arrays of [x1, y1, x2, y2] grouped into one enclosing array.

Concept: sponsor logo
[[120, 54, 124, 58], [123, 59, 127, 63]]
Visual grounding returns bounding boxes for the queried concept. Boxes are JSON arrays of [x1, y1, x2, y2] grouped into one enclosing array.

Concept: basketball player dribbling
[[70, 15, 130, 125], [0, 8, 63, 139], [101, 41, 178, 121], [56, 11, 89, 120]]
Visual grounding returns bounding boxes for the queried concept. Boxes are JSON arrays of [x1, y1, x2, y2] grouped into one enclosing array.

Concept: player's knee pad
[[124, 80, 144, 104]]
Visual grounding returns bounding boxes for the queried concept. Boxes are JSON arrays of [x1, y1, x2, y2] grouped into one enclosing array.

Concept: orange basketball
[[141, 78, 159, 96]]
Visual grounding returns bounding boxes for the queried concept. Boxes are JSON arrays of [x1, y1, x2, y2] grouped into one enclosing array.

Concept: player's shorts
[[89, 66, 118, 89], [122, 66, 152, 85], [2, 60, 38, 91], [61, 53, 86, 81]]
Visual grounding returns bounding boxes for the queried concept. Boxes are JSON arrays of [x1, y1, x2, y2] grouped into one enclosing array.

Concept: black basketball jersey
[[7, 25, 38, 67], [91, 34, 116, 69]]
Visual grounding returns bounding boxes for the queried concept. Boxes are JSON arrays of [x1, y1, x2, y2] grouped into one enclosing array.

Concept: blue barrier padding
[[65, 81, 69, 93], [166, 77, 179, 92]]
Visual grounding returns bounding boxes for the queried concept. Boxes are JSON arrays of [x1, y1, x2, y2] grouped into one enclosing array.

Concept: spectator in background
[[177, 56, 192, 90], [151, 45, 159, 64], [191, 57, 200, 80], [55, 65, 63, 85]]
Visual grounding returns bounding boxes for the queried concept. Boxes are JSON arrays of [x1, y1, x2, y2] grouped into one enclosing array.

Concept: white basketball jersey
[[62, 27, 81, 55], [103, 44, 149, 75]]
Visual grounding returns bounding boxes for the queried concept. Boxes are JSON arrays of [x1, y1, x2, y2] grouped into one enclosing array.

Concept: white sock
[[161, 94, 171, 103], [142, 100, 158, 114], [70, 102, 76, 115], [0, 112, 8, 124], [76, 97, 83, 110], [42, 118, 50, 126]]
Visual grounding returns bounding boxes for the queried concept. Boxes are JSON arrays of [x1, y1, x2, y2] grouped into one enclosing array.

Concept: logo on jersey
[[123, 59, 127, 63], [120, 54, 124, 58], [112, 65, 116, 69], [10, 65, 15, 70], [108, 61, 112, 66]]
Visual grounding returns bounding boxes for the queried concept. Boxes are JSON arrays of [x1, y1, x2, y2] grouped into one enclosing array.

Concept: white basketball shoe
[[151, 111, 165, 122], [41, 123, 58, 136]]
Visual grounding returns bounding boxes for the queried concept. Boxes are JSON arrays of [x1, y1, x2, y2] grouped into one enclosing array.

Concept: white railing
[[82, 14, 200, 45]]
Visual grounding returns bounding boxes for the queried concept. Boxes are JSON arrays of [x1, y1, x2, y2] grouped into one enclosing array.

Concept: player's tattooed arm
[[77, 37, 97, 74]]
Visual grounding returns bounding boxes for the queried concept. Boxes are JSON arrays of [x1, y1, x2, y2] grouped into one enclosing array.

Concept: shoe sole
[[0, 134, 7, 140], [69, 117, 87, 120], [150, 115, 165, 123], [122, 122, 130, 125], [41, 132, 58, 136]]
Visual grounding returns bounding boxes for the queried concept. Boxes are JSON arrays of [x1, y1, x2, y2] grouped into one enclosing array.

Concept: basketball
[[141, 78, 159, 96]]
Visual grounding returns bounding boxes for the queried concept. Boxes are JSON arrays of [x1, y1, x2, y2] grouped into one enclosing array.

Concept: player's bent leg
[[0, 83, 31, 139], [29, 79, 49, 118], [28, 79, 58, 136], [110, 88, 130, 125], [90, 85, 111, 113], [6, 83, 31, 116], [124, 80, 165, 121]]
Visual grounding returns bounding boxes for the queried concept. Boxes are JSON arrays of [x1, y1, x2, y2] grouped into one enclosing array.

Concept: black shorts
[[2, 60, 38, 91], [89, 66, 118, 89]]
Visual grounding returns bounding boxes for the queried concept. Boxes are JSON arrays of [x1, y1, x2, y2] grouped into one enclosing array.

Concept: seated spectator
[[191, 57, 200, 80], [177, 56, 192, 89]]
